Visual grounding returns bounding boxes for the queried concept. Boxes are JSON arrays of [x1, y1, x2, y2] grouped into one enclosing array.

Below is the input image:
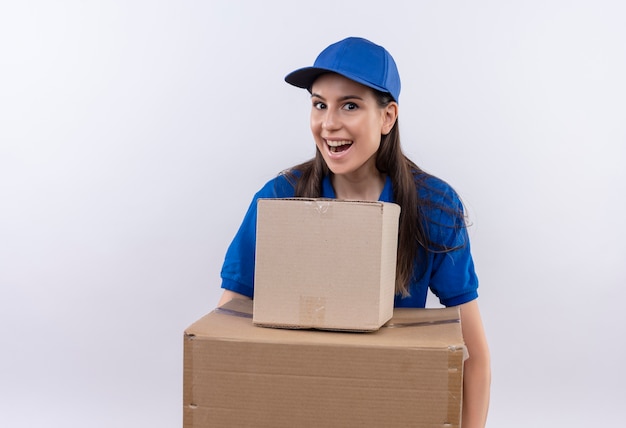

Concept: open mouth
[[327, 140, 353, 153]]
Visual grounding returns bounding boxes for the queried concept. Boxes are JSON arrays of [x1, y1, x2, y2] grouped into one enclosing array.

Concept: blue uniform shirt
[[220, 173, 479, 308]]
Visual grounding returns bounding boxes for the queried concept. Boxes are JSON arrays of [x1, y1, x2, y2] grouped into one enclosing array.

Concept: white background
[[1, 1, 624, 427]]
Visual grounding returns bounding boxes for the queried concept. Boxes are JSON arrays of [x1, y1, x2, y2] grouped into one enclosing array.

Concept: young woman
[[217, 37, 490, 427]]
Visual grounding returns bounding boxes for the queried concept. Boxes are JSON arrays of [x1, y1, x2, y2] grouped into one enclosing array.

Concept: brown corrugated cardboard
[[183, 299, 465, 428], [253, 198, 401, 331]]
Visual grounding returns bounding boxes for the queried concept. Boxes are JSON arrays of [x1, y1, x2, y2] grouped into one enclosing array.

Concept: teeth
[[326, 140, 352, 147]]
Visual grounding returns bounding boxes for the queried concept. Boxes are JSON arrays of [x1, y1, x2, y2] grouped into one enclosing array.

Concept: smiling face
[[309, 73, 398, 182]]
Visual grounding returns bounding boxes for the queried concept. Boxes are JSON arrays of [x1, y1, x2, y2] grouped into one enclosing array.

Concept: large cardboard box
[[183, 299, 465, 428], [253, 198, 401, 331]]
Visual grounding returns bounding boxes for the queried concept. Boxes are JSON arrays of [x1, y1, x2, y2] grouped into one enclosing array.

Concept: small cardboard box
[[253, 198, 401, 331], [183, 299, 465, 428]]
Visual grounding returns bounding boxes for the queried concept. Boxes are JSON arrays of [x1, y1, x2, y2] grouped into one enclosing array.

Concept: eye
[[313, 101, 326, 110], [343, 102, 358, 111]]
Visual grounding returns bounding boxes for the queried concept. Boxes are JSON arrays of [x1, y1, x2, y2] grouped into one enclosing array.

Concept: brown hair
[[284, 90, 467, 297]]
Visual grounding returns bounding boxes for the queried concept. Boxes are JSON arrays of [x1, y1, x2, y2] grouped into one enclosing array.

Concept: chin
[[326, 164, 355, 176]]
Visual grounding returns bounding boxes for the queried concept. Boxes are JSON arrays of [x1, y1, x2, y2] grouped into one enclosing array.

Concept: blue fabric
[[220, 173, 478, 308]]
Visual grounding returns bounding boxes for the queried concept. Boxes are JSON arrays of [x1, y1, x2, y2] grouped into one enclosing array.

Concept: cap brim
[[285, 66, 396, 101], [284, 67, 333, 90]]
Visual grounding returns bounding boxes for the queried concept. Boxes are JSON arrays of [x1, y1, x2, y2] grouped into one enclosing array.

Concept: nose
[[322, 109, 340, 131]]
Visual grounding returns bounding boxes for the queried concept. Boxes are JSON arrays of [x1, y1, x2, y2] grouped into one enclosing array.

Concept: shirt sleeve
[[220, 175, 295, 298], [422, 180, 479, 307]]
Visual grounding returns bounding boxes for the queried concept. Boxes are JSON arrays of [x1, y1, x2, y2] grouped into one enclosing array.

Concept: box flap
[[186, 299, 464, 350]]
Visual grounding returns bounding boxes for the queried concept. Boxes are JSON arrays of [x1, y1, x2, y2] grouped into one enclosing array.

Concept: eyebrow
[[310, 93, 365, 102]]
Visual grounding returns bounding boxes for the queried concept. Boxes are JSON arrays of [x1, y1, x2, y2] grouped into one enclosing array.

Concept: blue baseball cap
[[285, 37, 401, 103]]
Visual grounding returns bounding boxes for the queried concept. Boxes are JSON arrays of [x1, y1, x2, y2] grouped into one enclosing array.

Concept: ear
[[381, 102, 399, 135]]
